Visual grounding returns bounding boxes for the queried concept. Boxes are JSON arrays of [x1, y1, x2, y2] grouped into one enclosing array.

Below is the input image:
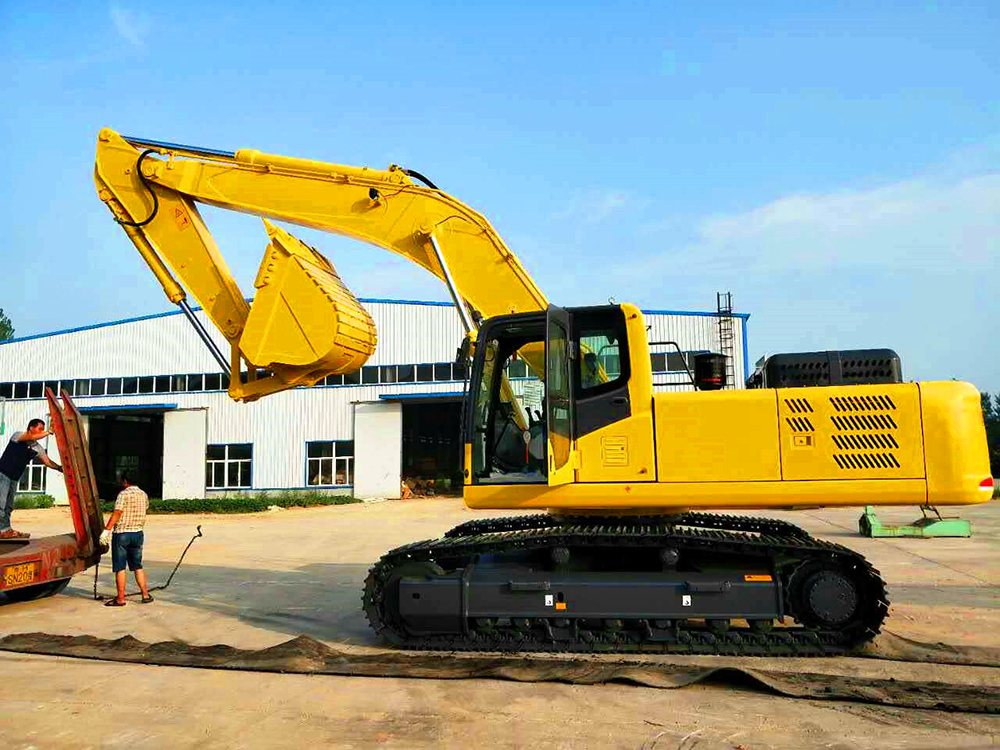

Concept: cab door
[[546, 305, 577, 486], [572, 304, 656, 483]]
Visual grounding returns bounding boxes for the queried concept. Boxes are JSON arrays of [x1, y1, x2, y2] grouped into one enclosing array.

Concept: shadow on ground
[[54, 560, 379, 645]]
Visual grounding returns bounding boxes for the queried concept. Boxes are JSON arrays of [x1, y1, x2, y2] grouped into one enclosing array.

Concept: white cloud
[[552, 189, 641, 224], [690, 172, 999, 273], [110, 5, 149, 49], [606, 150, 1000, 389]]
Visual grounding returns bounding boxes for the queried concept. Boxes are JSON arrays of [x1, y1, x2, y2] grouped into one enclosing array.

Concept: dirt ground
[[1, 499, 998, 749]]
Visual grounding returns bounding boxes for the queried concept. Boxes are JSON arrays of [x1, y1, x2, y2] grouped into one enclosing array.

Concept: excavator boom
[[94, 129, 547, 401]]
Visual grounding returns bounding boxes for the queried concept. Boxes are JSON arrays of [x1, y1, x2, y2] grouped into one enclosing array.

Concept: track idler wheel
[[363, 560, 447, 643]]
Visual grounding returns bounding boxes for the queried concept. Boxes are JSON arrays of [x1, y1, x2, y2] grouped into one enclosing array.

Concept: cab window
[[579, 329, 624, 391]]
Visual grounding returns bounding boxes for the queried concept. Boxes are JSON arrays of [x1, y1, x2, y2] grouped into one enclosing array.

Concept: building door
[[353, 402, 402, 500], [163, 409, 207, 499], [401, 400, 464, 494], [87, 412, 164, 499]]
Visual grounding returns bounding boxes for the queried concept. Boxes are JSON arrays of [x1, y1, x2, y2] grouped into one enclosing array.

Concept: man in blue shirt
[[0, 419, 63, 539]]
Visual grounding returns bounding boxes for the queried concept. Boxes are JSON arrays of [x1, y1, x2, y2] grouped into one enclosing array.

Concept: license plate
[[2, 562, 37, 588]]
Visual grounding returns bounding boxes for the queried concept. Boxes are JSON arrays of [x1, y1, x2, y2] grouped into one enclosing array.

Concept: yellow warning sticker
[[555, 602, 567, 611], [174, 207, 190, 230], [744, 574, 773, 582]]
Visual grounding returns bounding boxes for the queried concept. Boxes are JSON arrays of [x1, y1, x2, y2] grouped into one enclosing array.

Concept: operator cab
[[464, 304, 633, 486]]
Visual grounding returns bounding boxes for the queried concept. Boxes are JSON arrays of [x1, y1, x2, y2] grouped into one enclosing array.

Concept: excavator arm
[[94, 128, 548, 403]]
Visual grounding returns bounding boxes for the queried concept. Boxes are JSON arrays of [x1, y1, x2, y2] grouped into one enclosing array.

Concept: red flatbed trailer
[[0, 390, 104, 603]]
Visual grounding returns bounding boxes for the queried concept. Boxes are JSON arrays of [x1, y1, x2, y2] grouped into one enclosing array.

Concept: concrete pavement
[[1, 499, 998, 749]]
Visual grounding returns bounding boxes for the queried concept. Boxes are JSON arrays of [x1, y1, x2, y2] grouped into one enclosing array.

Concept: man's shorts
[[111, 531, 144, 572]]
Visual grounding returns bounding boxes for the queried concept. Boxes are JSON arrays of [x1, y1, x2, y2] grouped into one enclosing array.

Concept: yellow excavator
[[93, 129, 993, 655]]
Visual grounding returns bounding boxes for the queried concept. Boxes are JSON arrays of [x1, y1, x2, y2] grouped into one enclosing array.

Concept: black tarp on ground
[[1, 631, 997, 714]]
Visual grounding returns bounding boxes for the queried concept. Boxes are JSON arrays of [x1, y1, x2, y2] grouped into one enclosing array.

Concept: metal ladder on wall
[[716, 292, 737, 389]]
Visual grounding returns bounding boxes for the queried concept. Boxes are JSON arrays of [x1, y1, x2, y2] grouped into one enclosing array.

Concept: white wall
[[353, 402, 402, 499], [163, 409, 207, 499]]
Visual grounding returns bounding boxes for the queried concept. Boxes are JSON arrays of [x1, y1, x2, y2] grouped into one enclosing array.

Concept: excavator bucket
[[240, 220, 377, 385]]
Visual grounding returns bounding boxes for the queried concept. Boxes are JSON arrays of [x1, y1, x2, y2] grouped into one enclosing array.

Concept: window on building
[[138, 377, 154, 394], [14, 382, 28, 399], [649, 350, 708, 375], [122, 377, 139, 395], [396, 365, 415, 383], [187, 374, 204, 392], [343, 370, 361, 385], [0, 383, 12, 399], [307, 441, 332, 485], [44, 381, 59, 397], [323, 374, 343, 386], [74, 379, 90, 397], [242, 369, 271, 384], [416, 364, 434, 382], [306, 441, 354, 486], [106, 378, 123, 395], [380, 365, 397, 383], [27, 381, 42, 399], [434, 363, 452, 382], [334, 441, 354, 485], [17, 459, 46, 493], [206, 444, 252, 489], [507, 359, 528, 378], [667, 352, 691, 372], [204, 373, 222, 391], [154, 376, 171, 393], [90, 378, 107, 396], [362, 366, 379, 385]]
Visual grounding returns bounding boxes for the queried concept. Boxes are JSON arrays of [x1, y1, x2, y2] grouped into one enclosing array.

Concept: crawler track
[[364, 514, 889, 656], [443, 511, 814, 540]]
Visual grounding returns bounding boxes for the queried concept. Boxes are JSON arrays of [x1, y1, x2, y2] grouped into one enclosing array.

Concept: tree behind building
[[982, 392, 1000, 478], [0, 308, 13, 341]]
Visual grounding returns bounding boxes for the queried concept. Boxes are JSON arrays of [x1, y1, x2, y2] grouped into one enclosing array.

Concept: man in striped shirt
[[99, 473, 152, 606]]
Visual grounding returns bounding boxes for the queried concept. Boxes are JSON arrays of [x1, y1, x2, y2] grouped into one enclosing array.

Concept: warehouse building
[[0, 299, 749, 503]]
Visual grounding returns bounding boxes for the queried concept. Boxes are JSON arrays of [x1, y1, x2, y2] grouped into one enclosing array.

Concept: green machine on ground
[[858, 506, 972, 538]]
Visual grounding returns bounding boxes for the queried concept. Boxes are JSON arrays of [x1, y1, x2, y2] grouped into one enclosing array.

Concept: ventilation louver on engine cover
[[783, 397, 816, 433], [777, 384, 923, 481], [828, 394, 901, 470]]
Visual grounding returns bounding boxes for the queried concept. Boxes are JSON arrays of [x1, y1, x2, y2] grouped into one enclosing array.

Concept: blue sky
[[2, 2, 998, 390]]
